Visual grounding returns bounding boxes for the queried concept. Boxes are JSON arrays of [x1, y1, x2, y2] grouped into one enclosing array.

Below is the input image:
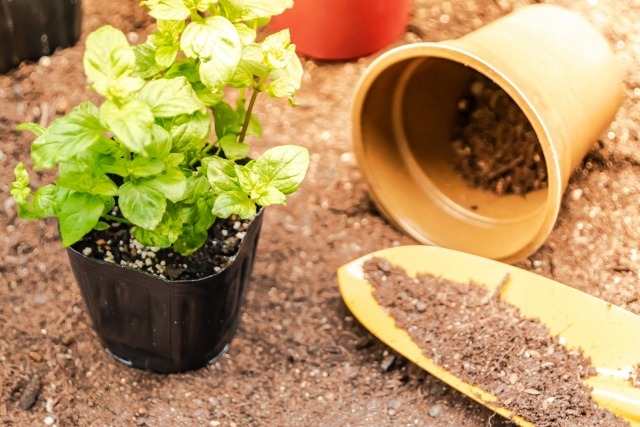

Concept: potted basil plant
[[10, 0, 309, 373]]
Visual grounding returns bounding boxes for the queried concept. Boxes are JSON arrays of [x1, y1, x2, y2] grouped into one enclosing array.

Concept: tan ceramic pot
[[351, 4, 623, 263]]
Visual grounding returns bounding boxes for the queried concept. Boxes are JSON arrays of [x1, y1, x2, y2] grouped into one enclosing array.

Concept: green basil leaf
[[59, 192, 107, 246], [262, 30, 303, 100], [173, 196, 216, 255], [145, 124, 172, 159], [234, 23, 257, 45], [160, 110, 210, 152], [163, 61, 200, 82], [140, 0, 191, 20], [205, 156, 242, 193], [181, 16, 240, 60], [133, 41, 166, 78], [10, 163, 32, 204], [156, 19, 186, 37], [94, 221, 111, 231], [166, 153, 185, 168], [137, 77, 205, 118], [194, 196, 216, 229], [83, 26, 136, 97], [219, 0, 293, 22], [180, 16, 241, 89], [141, 169, 187, 203], [88, 138, 125, 158], [195, 84, 224, 106], [252, 145, 309, 194], [187, 0, 216, 12], [106, 76, 146, 100], [254, 184, 286, 206], [156, 45, 179, 68], [16, 122, 46, 137], [234, 163, 257, 194], [212, 190, 256, 219], [98, 157, 130, 177], [10, 163, 46, 220], [130, 157, 166, 177], [173, 225, 207, 256], [33, 185, 59, 217], [199, 56, 239, 92], [212, 101, 242, 138], [56, 170, 119, 196], [182, 174, 210, 204], [133, 204, 182, 248], [220, 134, 250, 161], [265, 66, 303, 99], [150, 20, 184, 68], [261, 29, 295, 68], [242, 43, 269, 76], [118, 180, 166, 229], [230, 43, 266, 87], [100, 99, 154, 153], [31, 101, 105, 170]]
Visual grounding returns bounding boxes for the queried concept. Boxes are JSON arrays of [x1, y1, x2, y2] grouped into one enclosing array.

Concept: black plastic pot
[[66, 209, 264, 373], [0, 0, 82, 73]]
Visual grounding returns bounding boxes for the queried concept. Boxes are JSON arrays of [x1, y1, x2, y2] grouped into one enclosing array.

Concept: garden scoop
[[337, 246, 640, 426]]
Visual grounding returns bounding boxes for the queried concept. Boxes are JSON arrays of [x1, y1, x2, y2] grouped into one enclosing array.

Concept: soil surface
[[2, 1, 640, 426], [451, 74, 547, 196], [73, 211, 256, 281], [365, 258, 628, 427]]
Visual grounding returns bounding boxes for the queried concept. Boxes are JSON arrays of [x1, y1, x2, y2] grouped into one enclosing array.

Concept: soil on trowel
[[450, 74, 548, 196], [364, 257, 629, 427]]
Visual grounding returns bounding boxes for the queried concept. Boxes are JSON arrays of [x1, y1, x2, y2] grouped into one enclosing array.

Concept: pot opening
[[448, 73, 548, 197], [356, 53, 552, 260]]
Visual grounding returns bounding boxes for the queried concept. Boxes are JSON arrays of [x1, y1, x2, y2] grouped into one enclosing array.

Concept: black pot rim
[[66, 208, 265, 285]]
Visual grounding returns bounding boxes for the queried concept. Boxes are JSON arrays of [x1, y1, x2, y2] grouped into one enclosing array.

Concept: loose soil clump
[[450, 74, 547, 196], [364, 257, 629, 427]]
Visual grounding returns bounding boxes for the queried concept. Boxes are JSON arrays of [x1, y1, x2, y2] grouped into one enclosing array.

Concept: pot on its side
[[66, 209, 264, 374], [0, 0, 82, 73], [351, 4, 623, 263]]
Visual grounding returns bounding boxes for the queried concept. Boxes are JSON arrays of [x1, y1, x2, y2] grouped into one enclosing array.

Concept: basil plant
[[11, 0, 309, 256]]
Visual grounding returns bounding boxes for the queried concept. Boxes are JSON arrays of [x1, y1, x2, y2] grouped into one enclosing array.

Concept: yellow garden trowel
[[337, 245, 640, 426]]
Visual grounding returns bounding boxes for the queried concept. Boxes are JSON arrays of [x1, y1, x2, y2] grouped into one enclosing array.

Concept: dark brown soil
[[451, 74, 547, 196], [365, 257, 629, 427], [2, 1, 640, 426], [73, 212, 255, 280]]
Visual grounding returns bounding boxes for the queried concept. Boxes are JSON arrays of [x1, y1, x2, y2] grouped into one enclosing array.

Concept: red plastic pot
[[269, 0, 411, 61]]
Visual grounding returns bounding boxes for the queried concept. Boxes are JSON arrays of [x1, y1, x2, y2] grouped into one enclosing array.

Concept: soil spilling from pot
[[450, 74, 548, 196], [71, 211, 255, 281], [363, 257, 630, 427]]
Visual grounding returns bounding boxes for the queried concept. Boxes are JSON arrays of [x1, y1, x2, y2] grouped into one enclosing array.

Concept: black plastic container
[[66, 209, 264, 373], [0, 0, 82, 73]]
